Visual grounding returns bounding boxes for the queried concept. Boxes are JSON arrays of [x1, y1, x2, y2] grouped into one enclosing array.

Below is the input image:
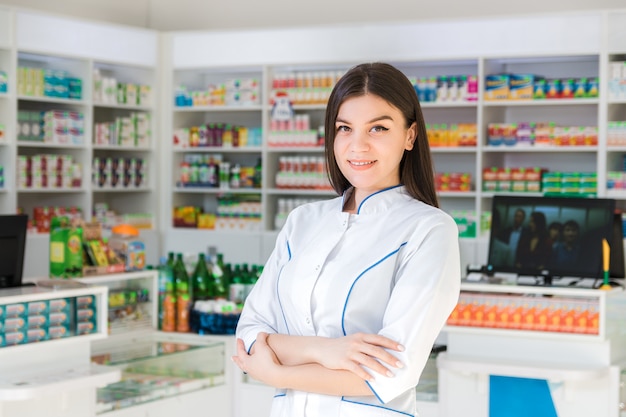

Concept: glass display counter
[[91, 332, 226, 414]]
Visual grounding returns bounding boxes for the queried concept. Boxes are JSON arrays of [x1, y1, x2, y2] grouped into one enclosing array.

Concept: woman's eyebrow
[[336, 115, 394, 124]]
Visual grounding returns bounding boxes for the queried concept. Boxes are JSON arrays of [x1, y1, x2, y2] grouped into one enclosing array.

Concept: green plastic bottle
[[193, 253, 214, 301], [174, 253, 191, 332]]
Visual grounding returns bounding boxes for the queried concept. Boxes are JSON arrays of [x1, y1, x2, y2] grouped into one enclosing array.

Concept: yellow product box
[[509, 74, 535, 100], [485, 74, 510, 101]]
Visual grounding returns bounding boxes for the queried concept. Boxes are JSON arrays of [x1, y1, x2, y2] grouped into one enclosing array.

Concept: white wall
[[1, 0, 626, 30]]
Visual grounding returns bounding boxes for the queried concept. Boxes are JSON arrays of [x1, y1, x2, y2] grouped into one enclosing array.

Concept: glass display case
[[91, 332, 226, 414]]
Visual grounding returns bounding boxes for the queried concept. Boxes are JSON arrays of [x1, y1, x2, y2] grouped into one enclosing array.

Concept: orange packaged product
[[545, 302, 562, 333], [586, 303, 600, 335], [470, 298, 486, 327], [557, 298, 576, 333], [573, 302, 589, 334], [494, 299, 511, 329], [520, 302, 537, 331], [457, 296, 472, 327], [535, 300, 550, 332], [509, 299, 524, 330], [483, 298, 498, 329]]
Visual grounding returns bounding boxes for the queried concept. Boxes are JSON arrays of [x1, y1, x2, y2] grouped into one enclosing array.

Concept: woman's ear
[[405, 122, 417, 150]]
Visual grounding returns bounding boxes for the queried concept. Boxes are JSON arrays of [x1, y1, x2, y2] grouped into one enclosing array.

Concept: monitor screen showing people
[[487, 195, 616, 280]]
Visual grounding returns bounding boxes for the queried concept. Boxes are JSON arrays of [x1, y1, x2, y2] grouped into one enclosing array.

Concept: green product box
[[49, 217, 83, 278]]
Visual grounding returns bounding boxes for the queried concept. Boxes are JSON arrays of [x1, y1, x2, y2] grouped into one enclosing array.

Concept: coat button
[[306, 318, 311, 325]]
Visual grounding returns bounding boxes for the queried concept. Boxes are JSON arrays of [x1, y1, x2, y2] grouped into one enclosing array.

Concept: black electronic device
[[0, 214, 28, 289], [486, 195, 623, 286]]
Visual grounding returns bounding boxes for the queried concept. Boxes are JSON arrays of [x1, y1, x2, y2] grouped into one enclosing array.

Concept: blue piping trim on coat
[[247, 340, 256, 354], [341, 241, 408, 335], [341, 395, 414, 417], [357, 184, 402, 214], [274, 393, 286, 398], [276, 241, 292, 335]]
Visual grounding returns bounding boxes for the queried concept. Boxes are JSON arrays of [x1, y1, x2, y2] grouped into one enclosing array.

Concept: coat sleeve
[[366, 212, 461, 403], [235, 218, 293, 353]]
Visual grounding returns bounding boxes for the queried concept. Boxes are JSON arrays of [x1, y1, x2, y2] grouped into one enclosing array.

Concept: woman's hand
[[311, 333, 404, 381], [232, 332, 282, 386]]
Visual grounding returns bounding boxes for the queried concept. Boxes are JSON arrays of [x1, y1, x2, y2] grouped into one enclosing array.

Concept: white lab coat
[[236, 185, 461, 417]]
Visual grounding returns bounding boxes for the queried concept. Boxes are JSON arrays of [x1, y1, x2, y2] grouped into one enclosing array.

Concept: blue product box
[[76, 295, 95, 308], [49, 311, 71, 326], [27, 328, 47, 343], [4, 331, 25, 346], [27, 300, 49, 315], [76, 320, 97, 335], [76, 307, 96, 322], [48, 325, 69, 339], [3, 317, 26, 331], [509, 74, 534, 100], [0, 71, 7, 93], [49, 298, 71, 313], [5, 303, 26, 318], [485, 74, 510, 101]]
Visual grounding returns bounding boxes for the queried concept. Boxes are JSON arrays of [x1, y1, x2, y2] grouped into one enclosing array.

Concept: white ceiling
[[1, 0, 625, 31]]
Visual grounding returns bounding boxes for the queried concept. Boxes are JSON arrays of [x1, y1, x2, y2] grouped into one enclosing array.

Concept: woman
[[515, 211, 552, 271], [233, 62, 461, 417]]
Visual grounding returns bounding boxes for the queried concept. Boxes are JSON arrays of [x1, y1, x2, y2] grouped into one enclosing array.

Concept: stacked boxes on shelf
[[17, 67, 82, 100], [94, 113, 151, 147], [93, 69, 152, 106], [427, 123, 477, 147], [608, 61, 626, 100], [487, 122, 598, 147], [542, 172, 597, 196], [18, 110, 85, 144], [447, 291, 599, 335], [92, 157, 147, 189], [485, 73, 598, 101], [175, 77, 260, 107], [18, 154, 82, 189], [411, 74, 479, 103], [0, 295, 97, 347], [483, 167, 544, 193]]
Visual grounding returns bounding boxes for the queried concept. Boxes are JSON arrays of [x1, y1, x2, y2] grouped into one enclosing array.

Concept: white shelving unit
[[0, 10, 162, 279], [160, 10, 626, 270]]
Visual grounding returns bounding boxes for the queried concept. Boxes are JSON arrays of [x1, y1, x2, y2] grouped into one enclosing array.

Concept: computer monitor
[[0, 214, 28, 289], [487, 195, 623, 285]]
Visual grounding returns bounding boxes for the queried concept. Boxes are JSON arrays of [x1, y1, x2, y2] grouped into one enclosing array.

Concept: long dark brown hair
[[324, 62, 438, 208]]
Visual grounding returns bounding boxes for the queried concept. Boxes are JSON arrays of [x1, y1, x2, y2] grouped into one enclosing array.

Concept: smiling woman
[[232, 62, 461, 417]]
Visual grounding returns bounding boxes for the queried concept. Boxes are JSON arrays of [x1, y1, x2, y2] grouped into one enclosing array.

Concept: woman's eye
[[336, 125, 350, 133], [371, 125, 389, 133]]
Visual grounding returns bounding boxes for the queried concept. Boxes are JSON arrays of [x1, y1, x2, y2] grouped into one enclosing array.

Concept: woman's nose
[[350, 130, 369, 151]]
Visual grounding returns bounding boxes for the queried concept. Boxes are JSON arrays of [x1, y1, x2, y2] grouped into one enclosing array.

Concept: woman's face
[[333, 94, 416, 200]]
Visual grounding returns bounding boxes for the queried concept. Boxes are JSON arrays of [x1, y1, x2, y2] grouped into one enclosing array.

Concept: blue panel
[[489, 375, 558, 417]]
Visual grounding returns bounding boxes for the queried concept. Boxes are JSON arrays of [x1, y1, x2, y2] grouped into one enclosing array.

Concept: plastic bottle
[[174, 253, 191, 332], [229, 264, 245, 306], [158, 256, 176, 332], [212, 253, 228, 298], [254, 157, 262, 188], [192, 253, 214, 301]]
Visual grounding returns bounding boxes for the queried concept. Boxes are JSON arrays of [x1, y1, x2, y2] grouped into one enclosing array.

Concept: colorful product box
[[4, 303, 26, 318], [49, 311, 71, 326], [26, 300, 49, 315], [48, 325, 70, 339], [26, 328, 47, 343], [4, 331, 25, 346], [508, 74, 534, 100], [0, 71, 7, 93], [485, 74, 510, 101], [76, 321, 97, 335]]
